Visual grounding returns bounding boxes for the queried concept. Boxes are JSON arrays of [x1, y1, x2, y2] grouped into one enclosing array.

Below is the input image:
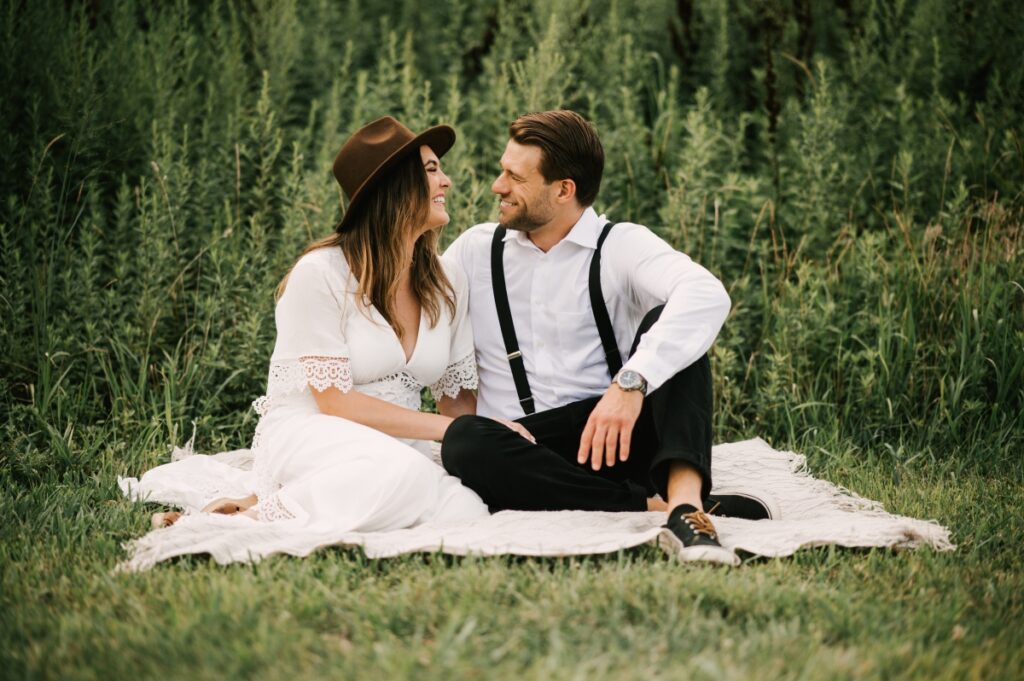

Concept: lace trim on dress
[[249, 417, 300, 522], [376, 371, 422, 392], [252, 395, 272, 417], [250, 416, 275, 517], [355, 371, 423, 412], [256, 356, 353, 416], [259, 493, 297, 522], [267, 356, 353, 396], [430, 352, 478, 400]]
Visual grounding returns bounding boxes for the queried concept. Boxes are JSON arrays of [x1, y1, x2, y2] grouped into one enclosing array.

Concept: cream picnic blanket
[[118, 438, 953, 571]]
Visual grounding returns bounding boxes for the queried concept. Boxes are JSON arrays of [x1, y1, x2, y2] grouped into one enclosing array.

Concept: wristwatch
[[613, 369, 648, 395]]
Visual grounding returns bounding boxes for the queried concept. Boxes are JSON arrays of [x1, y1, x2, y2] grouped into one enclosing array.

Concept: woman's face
[[420, 144, 451, 231]]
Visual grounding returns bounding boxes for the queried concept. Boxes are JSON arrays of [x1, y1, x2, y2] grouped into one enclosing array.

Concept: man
[[441, 110, 773, 565]]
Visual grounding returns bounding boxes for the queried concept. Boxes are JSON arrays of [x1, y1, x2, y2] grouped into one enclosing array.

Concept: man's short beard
[[498, 198, 555, 233], [499, 213, 548, 233]]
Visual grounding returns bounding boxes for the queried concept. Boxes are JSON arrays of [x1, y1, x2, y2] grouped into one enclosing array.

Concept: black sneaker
[[705, 490, 778, 520], [657, 504, 739, 566]]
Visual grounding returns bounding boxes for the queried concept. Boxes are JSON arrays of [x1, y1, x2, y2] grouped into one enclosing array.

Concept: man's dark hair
[[508, 110, 604, 206]]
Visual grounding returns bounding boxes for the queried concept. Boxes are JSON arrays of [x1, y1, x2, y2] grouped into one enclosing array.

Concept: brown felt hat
[[332, 117, 456, 232]]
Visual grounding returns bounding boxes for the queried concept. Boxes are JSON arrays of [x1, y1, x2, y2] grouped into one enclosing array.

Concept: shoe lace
[[683, 510, 718, 539]]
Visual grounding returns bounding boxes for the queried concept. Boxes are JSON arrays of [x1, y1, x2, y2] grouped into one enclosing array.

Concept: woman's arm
[[312, 387, 453, 441], [439, 389, 535, 443], [437, 389, 477, 419]]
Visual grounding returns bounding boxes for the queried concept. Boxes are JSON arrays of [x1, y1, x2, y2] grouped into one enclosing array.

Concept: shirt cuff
[[621, 352, 674, 395]]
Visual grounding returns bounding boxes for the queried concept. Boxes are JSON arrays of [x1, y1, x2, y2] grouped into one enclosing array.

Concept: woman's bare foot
[[202, 494, 258, 515], [151, 511, 182, 528], [149, 496, 258, 529]]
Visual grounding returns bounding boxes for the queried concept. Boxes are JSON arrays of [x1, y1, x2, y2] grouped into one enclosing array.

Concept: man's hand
[[577, 384, 644, 471]]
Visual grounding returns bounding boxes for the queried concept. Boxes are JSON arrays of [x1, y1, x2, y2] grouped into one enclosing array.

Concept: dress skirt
[[254, 396, 488, 530]]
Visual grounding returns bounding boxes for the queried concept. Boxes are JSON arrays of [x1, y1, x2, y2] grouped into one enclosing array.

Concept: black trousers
[[441, 307, 714, 512]]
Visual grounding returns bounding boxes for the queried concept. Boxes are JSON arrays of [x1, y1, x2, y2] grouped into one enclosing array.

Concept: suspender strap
[[490, 227, 535, 415], [589, 222, 623, 378]]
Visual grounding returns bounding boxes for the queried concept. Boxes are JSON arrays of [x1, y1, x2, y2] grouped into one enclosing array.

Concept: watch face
[[618, 370, 642, 390]]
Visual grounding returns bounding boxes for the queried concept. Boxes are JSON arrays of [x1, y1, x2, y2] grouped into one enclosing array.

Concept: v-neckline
[[370, 303, 425, 367], [398, 309, 426, 365]]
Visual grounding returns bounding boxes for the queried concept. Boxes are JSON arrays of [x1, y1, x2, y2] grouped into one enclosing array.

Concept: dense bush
[[1, 0, 1021, 486]]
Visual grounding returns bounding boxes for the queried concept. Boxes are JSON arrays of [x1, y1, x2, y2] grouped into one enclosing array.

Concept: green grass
[[3, 446, 1022, 680], [2, 0, 1023, 678]]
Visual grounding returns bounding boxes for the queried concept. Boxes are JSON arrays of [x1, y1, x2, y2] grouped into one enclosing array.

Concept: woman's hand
[[492, 417, 536, 444]]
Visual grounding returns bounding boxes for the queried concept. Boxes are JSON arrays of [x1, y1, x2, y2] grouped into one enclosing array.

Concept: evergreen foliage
[[1, 0, 1019, 473]]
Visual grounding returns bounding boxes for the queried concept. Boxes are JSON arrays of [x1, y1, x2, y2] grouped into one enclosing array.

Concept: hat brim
[[335, 124, 456, 233]]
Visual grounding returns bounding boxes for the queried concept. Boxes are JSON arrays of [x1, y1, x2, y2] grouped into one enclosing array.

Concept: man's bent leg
[[626, 311, 735, 563], [665, 462, 704, 512], [441, 414, 649, 512], [626, 306, 715, 504], [630, 307, 773, 520], [647, 354, 714, 506]]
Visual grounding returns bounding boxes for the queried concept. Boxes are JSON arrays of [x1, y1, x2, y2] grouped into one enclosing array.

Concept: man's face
[[491, 140, 558, 232]]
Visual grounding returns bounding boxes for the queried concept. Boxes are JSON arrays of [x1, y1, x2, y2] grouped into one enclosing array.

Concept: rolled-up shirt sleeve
[[606, 224, 731, 393]]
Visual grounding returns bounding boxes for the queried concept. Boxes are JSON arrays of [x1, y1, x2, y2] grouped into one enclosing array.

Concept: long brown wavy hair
[[278, 151, 456, 338]]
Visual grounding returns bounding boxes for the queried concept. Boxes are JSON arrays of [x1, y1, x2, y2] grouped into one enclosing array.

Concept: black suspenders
[[490, 226, 535, 415], [490, 222, 621, 416], [589, 222, 624, 377]]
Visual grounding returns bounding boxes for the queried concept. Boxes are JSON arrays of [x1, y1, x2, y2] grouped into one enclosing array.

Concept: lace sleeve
[[430, 352, 478, 400], [268, 356, 353, 395], [255, 356, 352, 417]]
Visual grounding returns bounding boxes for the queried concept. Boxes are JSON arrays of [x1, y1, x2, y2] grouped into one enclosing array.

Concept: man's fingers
[[577, 419, 595, 464], [605, 427, 618, 468], [619, 427, 631, 462], [590, 425, 607, 470]]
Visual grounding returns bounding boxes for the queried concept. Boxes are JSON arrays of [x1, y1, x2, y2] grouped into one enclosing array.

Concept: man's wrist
[[612, 369, 648, 396]]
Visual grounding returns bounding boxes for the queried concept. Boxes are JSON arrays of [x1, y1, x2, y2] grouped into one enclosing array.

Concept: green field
[[2, 1, 1022, 678]]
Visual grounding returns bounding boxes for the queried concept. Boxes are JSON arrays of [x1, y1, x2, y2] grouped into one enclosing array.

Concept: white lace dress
[[248, 247, 487, 528], [122, 246, 487, 555]]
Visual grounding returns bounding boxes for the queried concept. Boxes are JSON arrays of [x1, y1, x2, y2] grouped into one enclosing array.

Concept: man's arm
[[614, 224, 731, 392], [578, 224, 731, 470]]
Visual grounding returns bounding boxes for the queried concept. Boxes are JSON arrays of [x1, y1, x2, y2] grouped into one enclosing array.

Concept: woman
[[149, 117, 526, 534]]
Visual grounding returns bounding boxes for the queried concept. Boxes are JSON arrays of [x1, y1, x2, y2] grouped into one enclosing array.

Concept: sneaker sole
[[655, 529, 740, 566]]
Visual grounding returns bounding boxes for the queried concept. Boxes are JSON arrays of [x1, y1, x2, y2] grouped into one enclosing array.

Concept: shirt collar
[[502, 206, 605, 250]]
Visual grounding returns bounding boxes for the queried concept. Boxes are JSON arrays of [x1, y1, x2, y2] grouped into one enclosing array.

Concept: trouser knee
[[440, 415, 494, 478]]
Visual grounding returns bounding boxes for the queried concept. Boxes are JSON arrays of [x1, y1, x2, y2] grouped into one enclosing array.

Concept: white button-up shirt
[[442, 207, 731, 419]]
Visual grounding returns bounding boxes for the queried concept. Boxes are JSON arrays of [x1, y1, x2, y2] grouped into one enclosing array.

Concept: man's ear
[[555, 178, 577, 204]]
